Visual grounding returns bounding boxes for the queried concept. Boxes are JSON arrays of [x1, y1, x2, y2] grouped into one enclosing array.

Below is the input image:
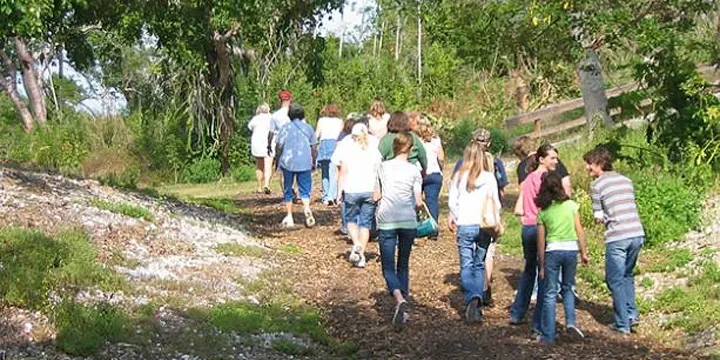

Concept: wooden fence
[[505, 65, 718, 140]]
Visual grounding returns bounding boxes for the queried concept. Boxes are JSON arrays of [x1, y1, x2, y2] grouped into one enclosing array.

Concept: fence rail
[[505, 65, 718, 139]]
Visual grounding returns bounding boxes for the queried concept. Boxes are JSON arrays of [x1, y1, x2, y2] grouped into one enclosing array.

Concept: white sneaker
[[567, 325, 585, 339], [304, 208, 315, 228], [356, 254, 366, 268], [349, 244, 362, 264], [281, 214, 295, 227]]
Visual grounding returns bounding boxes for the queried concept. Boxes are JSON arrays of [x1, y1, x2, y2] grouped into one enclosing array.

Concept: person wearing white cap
[[331, 122, 382, 268]]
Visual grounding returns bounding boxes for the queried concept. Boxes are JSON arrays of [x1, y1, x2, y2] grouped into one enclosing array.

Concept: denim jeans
[[343, 192, 376, 229], [456, 225, 492, 304], [378, 228, 416, 296], [319, 160, 338, 202], [510, 225, 543, 329], [606, 236, 644, 331], [540, 250, 578, 342], [281, 169, 312, 202], [422, 173, 443, 222]]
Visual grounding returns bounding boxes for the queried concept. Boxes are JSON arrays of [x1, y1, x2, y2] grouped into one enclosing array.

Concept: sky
[[14, 1, 368, 116]]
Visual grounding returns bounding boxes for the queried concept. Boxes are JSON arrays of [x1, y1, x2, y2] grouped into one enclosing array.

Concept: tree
[[0, 0, 131, 131], [123, 0, 343, 173]]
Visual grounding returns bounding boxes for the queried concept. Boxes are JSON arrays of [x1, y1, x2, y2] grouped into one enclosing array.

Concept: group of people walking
[[248, 90, 645, 344]]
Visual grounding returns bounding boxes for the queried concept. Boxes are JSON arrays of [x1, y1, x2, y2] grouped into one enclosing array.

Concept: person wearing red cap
[[268, 90, 294, 195]]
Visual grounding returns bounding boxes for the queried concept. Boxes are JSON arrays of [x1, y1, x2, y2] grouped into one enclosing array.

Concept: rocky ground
[[0, 167, 311, 360], [0, 165, 717, 359]]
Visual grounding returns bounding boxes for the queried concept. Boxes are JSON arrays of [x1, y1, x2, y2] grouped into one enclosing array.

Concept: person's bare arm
[[514, 191, 524, 216], [437, 143, 445, 170], [574, 213, 590, 265], [562, 176, 572, 197], [537, 225, 546, 280]]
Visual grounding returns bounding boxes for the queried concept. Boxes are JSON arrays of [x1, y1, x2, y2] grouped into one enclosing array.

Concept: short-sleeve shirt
[[423, 137, 443, 175], [270, 107, 290, 134], [517, 155, 569, 184], [538, 200, 580, 250], [453, 156, 508, 199], [276, 120, 317, 172], [331, 138, 382, 194], [376, 158, 423, 230]]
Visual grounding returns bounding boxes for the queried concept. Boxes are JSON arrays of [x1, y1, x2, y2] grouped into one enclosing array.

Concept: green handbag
[[416, 202, 439, 238]]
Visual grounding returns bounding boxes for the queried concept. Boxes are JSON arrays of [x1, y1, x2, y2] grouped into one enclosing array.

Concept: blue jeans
[[378, 228, 416, 296], [422, 173, 443, 222], [456, 225, 492, 305], [510, 225, 543, 330], [319, 160, 338, 202], [540, 250, 578, 342], [343, 192, 376, 229], [281, 169, 311, 202], [339, 197, 348, 234], [606, 236, 644, 331]]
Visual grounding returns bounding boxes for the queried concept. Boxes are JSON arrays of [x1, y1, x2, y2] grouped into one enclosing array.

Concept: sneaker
[[609, 324, 631, 335], [263, 186, 271, 195], [532, 327, 542, 338], [509, 317, 523, 325], [392, 301, 409, 330], [567, 325, 585, 340], [281, 214, 295, 227], [464, 297, 483, 324], [304, 208, 315, 228], [349, 244, 362, 264], [630, 318, 640, 331], [356, 254, 366, 268]]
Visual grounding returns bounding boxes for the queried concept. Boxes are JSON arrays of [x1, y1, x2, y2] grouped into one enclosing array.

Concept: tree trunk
[[417, 1, 422, 84], [0, 46, 34, 132], [578, 49, 612, 127], [212, 30, 236, 175], [395, 15, 402, 61], [14, 37, 47, 126]]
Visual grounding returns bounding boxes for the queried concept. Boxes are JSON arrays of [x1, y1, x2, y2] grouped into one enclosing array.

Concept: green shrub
[[632, 173, 702, 247], [0, 228, 123, 310], [182, 157, 221, 183], [443, 118, 475, 158], [55, 301, 130, 356], [231, 165, 255, 182], [98, 167, 140, 190]]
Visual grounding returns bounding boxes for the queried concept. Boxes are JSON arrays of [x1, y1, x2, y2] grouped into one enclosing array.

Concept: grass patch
[[89, 199, 154, 221], [273, 339, 315, 356], [0, 227, 124, 310], [648, 261, 720, 334], [280, 244, 301, 255], [54, 301, 131, 356], [189, 197, 245, 214], [194, 301, 332, 346], [643, 248, 693, 273], [216, 243, 266, 258], [640, 276, 655, 288]]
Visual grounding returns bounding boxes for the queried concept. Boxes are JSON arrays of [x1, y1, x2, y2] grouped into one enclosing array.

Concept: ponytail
[[354, 133, 369, 150]]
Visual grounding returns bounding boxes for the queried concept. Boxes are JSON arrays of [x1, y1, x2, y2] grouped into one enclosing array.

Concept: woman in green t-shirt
[[535, 173, 590, 344]]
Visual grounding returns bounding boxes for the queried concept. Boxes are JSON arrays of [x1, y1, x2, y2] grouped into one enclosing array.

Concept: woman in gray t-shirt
[[375, 131, 422, 331]]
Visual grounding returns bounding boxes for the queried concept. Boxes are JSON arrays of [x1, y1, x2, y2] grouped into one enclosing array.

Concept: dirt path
[[234, 190, 699, 360]]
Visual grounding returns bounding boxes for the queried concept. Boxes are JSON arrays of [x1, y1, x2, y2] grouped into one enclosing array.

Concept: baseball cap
[[351, 123, 368, 136], [472, 128, 491, 144], [278, 90, 292, 101]]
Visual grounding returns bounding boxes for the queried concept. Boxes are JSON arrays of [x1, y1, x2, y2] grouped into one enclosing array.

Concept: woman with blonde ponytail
[[331, 123, 382, 268], [448, 133, 501, 323]]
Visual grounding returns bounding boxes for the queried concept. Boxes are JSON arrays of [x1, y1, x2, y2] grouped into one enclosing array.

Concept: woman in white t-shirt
[[331, 123, 382, 268], [248, 103, 273, 193], [316, 104, 344, 205], [416, 118, 444, 240], [368, 99, 390, 140]]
